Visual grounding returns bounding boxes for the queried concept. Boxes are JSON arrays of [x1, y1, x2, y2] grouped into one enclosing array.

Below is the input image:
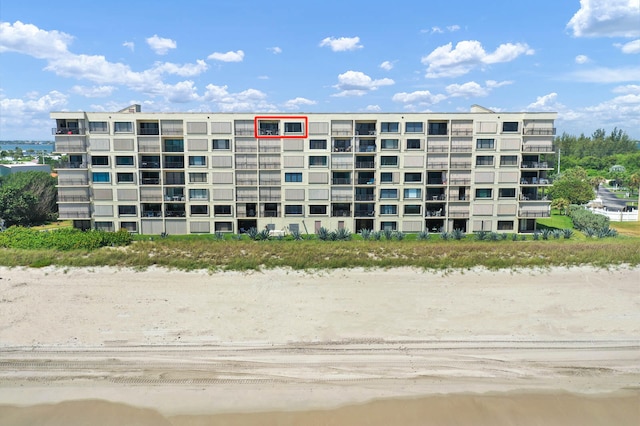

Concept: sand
[[0, 266, 638, 424]]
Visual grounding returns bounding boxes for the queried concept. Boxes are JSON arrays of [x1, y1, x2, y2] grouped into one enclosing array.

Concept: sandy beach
[[0, 266, 638, 425]]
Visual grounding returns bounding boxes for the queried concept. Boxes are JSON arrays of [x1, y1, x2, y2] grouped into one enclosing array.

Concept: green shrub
[[568, 205, 610, 232], [417, 230, 430, 241], [0, 226, 131, 251]]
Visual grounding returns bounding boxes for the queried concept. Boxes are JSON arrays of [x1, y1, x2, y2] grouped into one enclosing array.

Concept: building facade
[[51, 105, 556, 235]]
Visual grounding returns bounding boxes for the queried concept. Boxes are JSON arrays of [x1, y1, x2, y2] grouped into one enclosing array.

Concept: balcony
[[53, 127, 86, 135], [450, 162, 471, 169], [426, 208, 444, 217], [355, 161, 375, 169], [163, 161, 185, 169], [522, 144, 554, 152], [354, 209, 375, 217], [332, 209, 352, 217], [524, 128, 556, 136], [520, 193, 549, 201], [520, 177, 552, 185], [427, 146, 449, 153], [427, 162, 448, 169], [355, 194, 375, 201], [333, 146, 352, 152], [138, 127, 160, 135], [58, 195, 90, 202], [448, 210, 469, 217], [140, 161, 160, 169], [518, 209, 550, 218], [142, 210, 162, 218], [357, 145, 376, 153], [450, 128, 473, 136], [263, 211, 280, 217], [449, 178, 471, 185], [259, 162, 281, 169], [141, 177, 161, 185], [450, 145, 473, 152], [59, 210, 91, 219], [58, 178, 89, 186], [165, 210, 186, 217], [58, 162, 87, 169], [332, 178, 352, 185], [521, 161, 550, 169]]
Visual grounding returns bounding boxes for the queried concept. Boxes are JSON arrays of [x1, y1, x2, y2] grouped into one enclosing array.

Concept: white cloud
[[123, 41, 134, 51], [612, 84, 640, 94], [424, 25, 460, 34], [392, 90, 446, 105], [365, 104, 381, 112], [207, 50, 245, 62], [379, 60, 394, 71], [258, 75, 269, 80], [526, 93, 563, 111], [0, 21, 72, 59], [567, 0, 640, 37], [152, 60, 208, 77], [282, 97, 317, 109], [319, 36, 363, 52], [447, 25, 461, 32], [146, 35, 176, 55], [0, 90, 68, 139], [332, 70, 394, 97], [444, 80, 512, 98], [422, 40, 534, 78], [202, 84, 275, 112], [70, 85, 116, 98], [430, 27, 444, 34], [617, 39, 640, 53], [575, 54, 590, 64], [268, 46, 282, 54], [163, 80, 200, 103], [571, 66, 640, 83]]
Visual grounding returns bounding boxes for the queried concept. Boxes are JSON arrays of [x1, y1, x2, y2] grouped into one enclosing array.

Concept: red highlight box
[[254, 115, 308, 139]]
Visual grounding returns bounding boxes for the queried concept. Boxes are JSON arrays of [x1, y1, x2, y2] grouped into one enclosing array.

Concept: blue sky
[[1, 0, 639, 140]]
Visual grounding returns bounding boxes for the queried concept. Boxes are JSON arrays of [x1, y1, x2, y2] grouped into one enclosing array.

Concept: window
[[115, 156, 134, 166], [380, 172, 393, 183], [309, 156, 327, 167], [89, 121, 108, 133], [498, 220, 514, 230], [188, 155, 207, 166], [164, 139, 184, 152], [380, 205, 397, 215], [91, 156, 109, 166], [120, 222, 137, 232], [189, 172, 207, 183], [428, 122, 448, 135], [405, 122, 423, 133], [214, 205, 232, 215], [404, 188, 422, 199], [404, 172, 422, 183], [118, 205, 136, 216], [189, 189, 208, 200], [139, 122, 159, 135], [406, 139, 421, 150], [191, 205, 208, 216], [503, 122, 519, 132], [259, 121, 279, 135], [381, 122, 399, 133], [114, 122, 133, 133], [404, 204, 421, 215], [213, 139, 230, 150], [476, 139, 495, 149], [92, 172, 110, 183], [284, 122, 303, 133], [380, 221, 397, 231], [475, 188, 493, 199], [285, 172, 303, 182], [381, 139, 398, 150], [380, 188, 398, 199], [476, 155, 494, 166], [285, 205, 303, 215], [499, 188, 516, 198], [309, 205, 327, 215], [310, 139, 327, 149], [380, 156, 398, 167], [500, 155, 518, 166], [116, 172, 134, 183]]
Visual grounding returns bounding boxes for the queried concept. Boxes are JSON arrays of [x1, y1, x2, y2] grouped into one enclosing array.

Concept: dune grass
[[0, 238, 638, 271]]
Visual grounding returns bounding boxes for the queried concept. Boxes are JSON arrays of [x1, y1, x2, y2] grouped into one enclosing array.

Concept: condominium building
[[51, 105, 556, 235]]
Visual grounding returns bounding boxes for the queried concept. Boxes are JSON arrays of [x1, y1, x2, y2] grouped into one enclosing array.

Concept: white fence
[[589, 208, 638, 222]]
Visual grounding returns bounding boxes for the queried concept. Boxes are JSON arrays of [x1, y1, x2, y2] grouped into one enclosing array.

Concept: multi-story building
[[51, 105, 556, 235]]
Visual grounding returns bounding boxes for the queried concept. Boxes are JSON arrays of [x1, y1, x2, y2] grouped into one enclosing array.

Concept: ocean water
[[0, 143, 55, 154]]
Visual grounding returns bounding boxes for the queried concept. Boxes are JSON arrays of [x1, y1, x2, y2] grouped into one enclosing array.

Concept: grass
[[610, 221, 640, 238], [31, 220, 74, 231], [537, 211, 574, 230], [0, 238, 638, 271]]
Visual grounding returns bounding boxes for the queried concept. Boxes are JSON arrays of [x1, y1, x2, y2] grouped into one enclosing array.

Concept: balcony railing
[[142, 211, 162, 218], [263, 211, 280, 217], [333, 146, 352, 152], [141, 178, 161, 185], [53, 128, 86, 135], [450, 129, 473, 136], [448, 211, 469, 217], [450, 146, 473, 152], [449, 178, 470, 185], [355, 194, 375, 201], [161, 128, 184, 135], [163, 162, 184, 169], [427, 146, 449, 153], [450, 162, 472, 169], [358, 146, 376, 152], [524, 128, 556, 135], [59, 211, 91, 218], [259, 162, 281, 169], [138, 128, 160, 135], [521, 161, 550, 169], [427, 162, 448, 169], [55, 143, 87, 152], [260, 179, 281, 185], [332, 178, 352, 185], [522, 144, 554, 152], [237, 179, 258, 185], [354, 210, 375, 217], [58, 196, 90, 202], [332, 163, 353, 169], [332, 210, 351, 217], [140, 161, 160, 168], [258, 129, 279, 136], [518, 210, 550, 218], [520, 178, 552, 185], [165, 211, 186, 217], [58, 179, 89, 186], [426, 209, 444, 217], [520, 194, 550, 201], [355, 161, 375, 168], [58, 162, 87, 169]]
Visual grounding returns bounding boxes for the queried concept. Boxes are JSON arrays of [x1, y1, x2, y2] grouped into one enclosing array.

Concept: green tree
[[549, 167, 595, 205], [0, 171, 57, 226]]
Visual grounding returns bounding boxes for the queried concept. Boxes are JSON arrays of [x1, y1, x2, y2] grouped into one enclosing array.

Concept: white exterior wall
[[51, 107, 557, 234]]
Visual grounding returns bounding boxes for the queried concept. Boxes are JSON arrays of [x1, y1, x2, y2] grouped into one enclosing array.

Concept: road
[[596, 185, 631, 210]]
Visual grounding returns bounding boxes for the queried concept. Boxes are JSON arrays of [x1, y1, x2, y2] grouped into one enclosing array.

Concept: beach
[[0, 266, 638, 424]]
